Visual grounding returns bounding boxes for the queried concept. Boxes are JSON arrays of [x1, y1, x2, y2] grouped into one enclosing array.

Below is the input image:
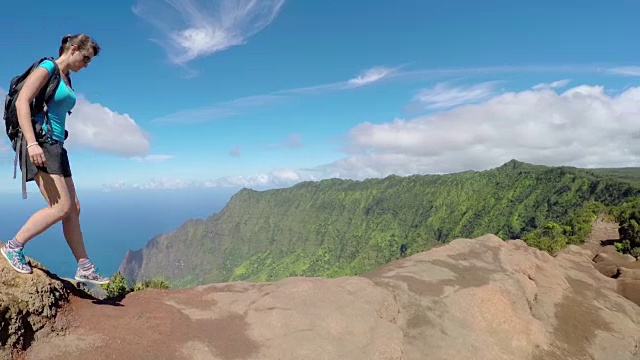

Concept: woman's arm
[[15, 67, 50, 145]]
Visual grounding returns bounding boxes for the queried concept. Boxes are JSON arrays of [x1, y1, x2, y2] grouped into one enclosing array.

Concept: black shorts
[[19, 141, 72, 182]]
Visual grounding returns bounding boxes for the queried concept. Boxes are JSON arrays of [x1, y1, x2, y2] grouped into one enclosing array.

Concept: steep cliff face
[[118, 161, 640, 288], [119, 218, 211, 287], [118, 248, 143, 284]]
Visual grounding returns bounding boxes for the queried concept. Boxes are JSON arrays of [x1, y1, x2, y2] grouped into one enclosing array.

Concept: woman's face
[[70, 45, 94, 72]]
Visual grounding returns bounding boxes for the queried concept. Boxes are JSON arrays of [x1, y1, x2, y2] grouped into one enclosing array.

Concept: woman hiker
[[1, 34, 110, 285]]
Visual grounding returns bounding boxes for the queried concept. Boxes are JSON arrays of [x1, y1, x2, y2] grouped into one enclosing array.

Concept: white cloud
[[532, 79, 571, 90], [346, 67, 395, 88], [103, 168, 316, 190], [103, 178, 196, 191], [412, 81, 500, 109], [105, 83, 640, 191], [132, 0, 286, 65], [65, 95, 150, 157], [606, 66, 640, 76], [207, 168, 316, 188], [132, 154, 174, 162], [339, 84, 640, 176], [1, 88, 148, 158]]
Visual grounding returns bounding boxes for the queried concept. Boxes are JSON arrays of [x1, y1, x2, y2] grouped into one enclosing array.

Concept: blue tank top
[[34, 59, 76, 143]]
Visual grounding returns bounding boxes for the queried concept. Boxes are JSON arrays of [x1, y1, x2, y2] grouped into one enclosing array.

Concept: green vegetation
[[522, 200, 606, 254], [123, 160, 640, 287], [586, 167, 640, 187], [609, 197, 640, 258], [101, 272, 170, 300]]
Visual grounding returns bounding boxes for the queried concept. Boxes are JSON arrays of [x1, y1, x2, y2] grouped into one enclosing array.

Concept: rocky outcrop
[[0, 246, 77, 360], [21, 224, 640, 360], [592, 246, 640, 307], [580, 221, 640, 306], [365, 236, 639, 360]]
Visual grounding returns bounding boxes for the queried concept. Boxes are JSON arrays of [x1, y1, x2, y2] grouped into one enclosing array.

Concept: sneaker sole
[[1, 247, 32, 274], [74, 276, 110, 285]]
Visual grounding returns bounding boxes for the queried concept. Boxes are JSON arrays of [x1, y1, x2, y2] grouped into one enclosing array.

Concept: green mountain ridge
[[117, 160, 640, 288]]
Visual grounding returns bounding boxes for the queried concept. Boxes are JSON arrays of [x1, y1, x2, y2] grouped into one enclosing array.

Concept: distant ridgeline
[[118, 160, 640, 288]]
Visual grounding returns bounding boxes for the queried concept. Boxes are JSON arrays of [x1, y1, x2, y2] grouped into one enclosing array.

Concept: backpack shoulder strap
[[43, 58, 72, 115], [66, 71, 73, 90], [66, 74, 72, 115], [42, 57, 60, 103], [33, 57, 61, 115]]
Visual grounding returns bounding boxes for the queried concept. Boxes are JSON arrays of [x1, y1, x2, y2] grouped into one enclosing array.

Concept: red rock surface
[[4, 220, 638, 360]]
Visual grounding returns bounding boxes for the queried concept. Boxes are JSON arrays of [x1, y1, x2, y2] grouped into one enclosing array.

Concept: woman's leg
[[61, 176, 88, 261], [17, 172, 74, 243], [63, 176, 110, 285], [1, 172, 73, 273]]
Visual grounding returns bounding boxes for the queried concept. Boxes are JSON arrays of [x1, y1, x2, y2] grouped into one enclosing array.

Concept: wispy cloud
[[532, 79, 571, 90], [346, 67, 396, 88], [132, 0, 286, 66], [606, 66, 640, 76], [412, 81, 500, 109], [274, 65, 401, 96], [132, 154, 175, 162], [151, 65, 398, 123], [152, 94, 288, 124]]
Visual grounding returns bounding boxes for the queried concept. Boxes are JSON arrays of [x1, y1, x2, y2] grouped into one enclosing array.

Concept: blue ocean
[[0, 187, 239, 280]]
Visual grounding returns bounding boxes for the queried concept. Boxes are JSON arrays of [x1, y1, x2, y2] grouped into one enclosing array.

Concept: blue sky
[[1, 0, 640, 194]]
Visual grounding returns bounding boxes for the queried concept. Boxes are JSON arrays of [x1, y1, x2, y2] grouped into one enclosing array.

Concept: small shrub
[[133, 277, 171, 291], [615, 241, 629, 253], [612, 198, 640, 256], [101, 272, 129, 299]]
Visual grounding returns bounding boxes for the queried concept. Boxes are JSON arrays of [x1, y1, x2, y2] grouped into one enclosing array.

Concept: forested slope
[[118, 160, 640, 287]]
